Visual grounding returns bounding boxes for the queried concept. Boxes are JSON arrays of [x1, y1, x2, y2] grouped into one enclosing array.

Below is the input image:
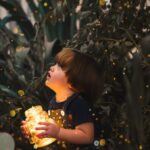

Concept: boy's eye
[[49, 62, 56, 67]]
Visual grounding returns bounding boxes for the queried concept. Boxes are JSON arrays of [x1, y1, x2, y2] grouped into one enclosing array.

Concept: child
[[21, 48, 103, 150]]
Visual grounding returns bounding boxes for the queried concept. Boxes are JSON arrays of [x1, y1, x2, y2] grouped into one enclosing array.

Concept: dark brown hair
[[55, 48, 104, 103]]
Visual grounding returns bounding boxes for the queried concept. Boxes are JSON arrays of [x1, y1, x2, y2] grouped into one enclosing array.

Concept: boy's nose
[[50, 66, 54, 72]]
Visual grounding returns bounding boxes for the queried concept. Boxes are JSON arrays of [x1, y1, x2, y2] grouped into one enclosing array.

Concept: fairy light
[[9, 110, 16, 117], [139, 145, 143, 150], [119, 135, 123, 139], [17, 90, 25, 96], [92, 113, 95, 116], [104, 49, 108, 53], [89, 108, 92, 112], [127, 140, 131, 144], [60, 110, 65, 116], [95, 117, 99, 121], [113, 77, 116, 81], [13, 27, 19, 34], [112, 62, 116, 66], [146, 85, 149, 88], [124, 138, 128, 142], [99, 0, 106, 6], [43, 2, 48, 7], [99, 138, 106, 146]]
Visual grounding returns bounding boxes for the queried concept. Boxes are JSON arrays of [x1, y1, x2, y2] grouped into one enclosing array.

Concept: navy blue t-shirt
[[46, 93, 94, 150], [48, 93, 93, 128]]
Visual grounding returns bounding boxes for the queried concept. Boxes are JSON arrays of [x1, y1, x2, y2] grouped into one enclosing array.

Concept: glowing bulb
[[44, 2, 48, 7]]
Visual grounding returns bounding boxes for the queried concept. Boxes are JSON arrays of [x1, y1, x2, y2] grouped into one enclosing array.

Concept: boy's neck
[[55, 89, 75, 103]]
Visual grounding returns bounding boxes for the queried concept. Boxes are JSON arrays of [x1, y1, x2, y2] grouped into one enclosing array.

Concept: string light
[[113, 77, 116, 81], [119, 135, 123, 139], [89, 108, 92, 112], [139, 145, 143, 150], [112, 62, 116, 66], [92, 113, 95, 116], [104, 49, 108, 53], [146, 85, 149, 88], [13, 27, 19, 34], [95, 117, 99, 121], [99, 138, 106, 146], [99, 0, 106, 6], [9, 110, 16, 117], [17, 90, 25, 96], [124, 138, 128, 142], [43, 2, 48, 7]]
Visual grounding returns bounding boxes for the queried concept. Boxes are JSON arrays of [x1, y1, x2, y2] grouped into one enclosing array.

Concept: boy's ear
[[68, 83, 73, 89], [68, 83, 78, 92]]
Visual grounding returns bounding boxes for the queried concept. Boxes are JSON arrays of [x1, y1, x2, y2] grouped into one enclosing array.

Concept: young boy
[[22, 48, 103, 149]]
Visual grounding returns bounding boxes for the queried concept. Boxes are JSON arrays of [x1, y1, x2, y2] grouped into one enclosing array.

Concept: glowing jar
[[24, 105, 56, 149]]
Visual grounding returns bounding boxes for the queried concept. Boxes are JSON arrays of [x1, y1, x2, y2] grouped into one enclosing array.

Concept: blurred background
[[0, 0, 150, 150]]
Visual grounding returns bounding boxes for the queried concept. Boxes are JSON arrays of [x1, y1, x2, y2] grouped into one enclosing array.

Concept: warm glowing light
[[13, 27, 19, 34], [99, 0, 106, 6], [44, 2, 48, 7], [18, 90, 25, 96], [139, 145, 143, 150], [9, 110, 16, 117], [24, 106, 56, 149], [113, 77, 116, 81], [99, 138, 106, 146], [119, 135, 123, 139], [146, 85, 149, 88]]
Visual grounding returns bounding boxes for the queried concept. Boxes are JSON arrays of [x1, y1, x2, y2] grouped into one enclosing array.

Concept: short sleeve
[[68, 97, 93, 126]]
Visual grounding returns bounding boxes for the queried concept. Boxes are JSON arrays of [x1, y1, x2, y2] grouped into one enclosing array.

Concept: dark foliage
[[0, 0, 150, 150]]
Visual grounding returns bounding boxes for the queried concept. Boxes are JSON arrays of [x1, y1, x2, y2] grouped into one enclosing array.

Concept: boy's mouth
[[47, 73, 51, 79]]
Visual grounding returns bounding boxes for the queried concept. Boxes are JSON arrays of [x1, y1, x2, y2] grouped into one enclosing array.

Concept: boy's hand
[[35, 122, 60, 139], [20, 120, 30, 139]]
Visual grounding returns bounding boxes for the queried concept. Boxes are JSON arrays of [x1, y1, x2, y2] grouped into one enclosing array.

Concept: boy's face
[[45, 64, 69, 91]]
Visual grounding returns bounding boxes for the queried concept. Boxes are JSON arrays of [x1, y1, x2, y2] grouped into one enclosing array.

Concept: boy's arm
[[58, 122, 94, 144], [36, 122, 94, 144]]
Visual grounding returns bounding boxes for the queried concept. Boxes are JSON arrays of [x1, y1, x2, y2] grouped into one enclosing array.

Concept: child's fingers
[[35, 126, 48, 130], [38, 122, 50, 126], [20, 122, 30, 139], [21, 120, 26, 125], [36, 132, 49, 138]]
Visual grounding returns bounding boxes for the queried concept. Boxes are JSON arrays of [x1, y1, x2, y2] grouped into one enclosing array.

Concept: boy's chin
[[45, 81, 52, 89], [45, 80, 50, 87]]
